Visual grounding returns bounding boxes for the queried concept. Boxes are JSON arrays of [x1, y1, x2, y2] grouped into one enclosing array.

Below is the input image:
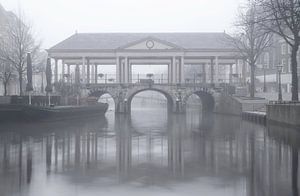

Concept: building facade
[[255, 34, 300, 93]]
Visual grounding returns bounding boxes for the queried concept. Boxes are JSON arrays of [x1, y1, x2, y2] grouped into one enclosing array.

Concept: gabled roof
[[49, 32, 233, 51], [118, 36, 183, 50]]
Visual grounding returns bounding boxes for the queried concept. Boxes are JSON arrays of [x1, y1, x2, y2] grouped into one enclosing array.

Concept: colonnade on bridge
[[48, 33, 245, 113], [51, 56, 247, 85]]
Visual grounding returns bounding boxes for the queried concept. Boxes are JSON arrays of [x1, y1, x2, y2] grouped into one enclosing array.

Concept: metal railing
[[53, 73, 244, 88], [269, 100, 300, 105]]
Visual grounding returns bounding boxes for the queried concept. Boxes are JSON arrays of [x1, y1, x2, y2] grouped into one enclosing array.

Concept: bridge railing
[[55, 73, 243, 87], [87, 82, 213, 90]]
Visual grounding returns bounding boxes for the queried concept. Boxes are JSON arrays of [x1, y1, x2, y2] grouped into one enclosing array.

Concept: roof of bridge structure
[[48, 32, 234, 51]]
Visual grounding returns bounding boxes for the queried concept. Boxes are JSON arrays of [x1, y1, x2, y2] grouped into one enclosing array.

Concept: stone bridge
[[87, 83, 216, 114], [48, 33, 245, 114]]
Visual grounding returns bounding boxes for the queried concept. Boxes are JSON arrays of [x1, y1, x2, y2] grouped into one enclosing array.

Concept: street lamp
[[146, 73, 154, 79], [197, 73, 202, 83], [263, 63, 267, 92], [124, 98, 128, 113], [276, 64, 283, 102], [98, 73, 104, 83], [63, 73, 70, 83]]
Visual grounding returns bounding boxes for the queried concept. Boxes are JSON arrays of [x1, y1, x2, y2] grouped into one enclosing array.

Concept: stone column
[[235, 59, 239, 75], [210, 58, 214, 85], [172, 57, 177, 84], [55, 59, 58, 83], [180, 56, 185, 83], [128, 62, 132, 83], [215, 56, 219, 84], [124, 57, 128, 83], [61, 60, 65, 82], [116, 57, 120, 83], [95, 64, 98, 84], [91, 64, 94, 83], [86, 58, 90, 84], [82, 57, 86, 83], [202, 63, 206, 83], [242, 59, 247, 85], [67, 64, 71, 83], [168, 63, 172, 84], [121, 58, 124, 83], [229, 64, 233, 84], [75, 64, 80, 84]]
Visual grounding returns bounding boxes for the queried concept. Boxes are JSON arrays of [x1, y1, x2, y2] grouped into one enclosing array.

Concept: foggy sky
[[0, 0, 246, 49]]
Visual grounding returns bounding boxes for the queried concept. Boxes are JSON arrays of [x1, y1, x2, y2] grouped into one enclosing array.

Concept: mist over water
[[0, 102, 298, 196]]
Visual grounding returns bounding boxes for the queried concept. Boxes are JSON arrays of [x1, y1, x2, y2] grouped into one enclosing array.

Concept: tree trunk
[[291, 44, 299, 101], [3, 82, 7, 96], [18, 71, 23, 96], [250, 62, 255, 98]]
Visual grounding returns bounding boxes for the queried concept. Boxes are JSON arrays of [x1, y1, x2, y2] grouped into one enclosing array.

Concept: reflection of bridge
[[48, 33, 245, 113]]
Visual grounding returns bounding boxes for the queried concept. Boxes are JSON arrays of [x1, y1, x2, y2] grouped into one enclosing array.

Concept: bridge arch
[[183, 90, 215, 113], [88, 90, 116, 109], [126, 87, 175, 114]]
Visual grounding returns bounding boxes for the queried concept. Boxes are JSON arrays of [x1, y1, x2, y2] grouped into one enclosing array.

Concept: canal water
[[0, 107, 299, 196]]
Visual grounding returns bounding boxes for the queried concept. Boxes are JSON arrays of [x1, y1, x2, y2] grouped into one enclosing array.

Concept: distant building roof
[[49, 32, 233, 51]]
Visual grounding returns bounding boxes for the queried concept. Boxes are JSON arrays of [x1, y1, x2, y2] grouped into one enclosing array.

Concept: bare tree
[[32, 51, 47, 94], [256, 0, 300, 101], [0, 60, 13, 96], [0, 11, 39, 95], [228, 2, 272, 98]]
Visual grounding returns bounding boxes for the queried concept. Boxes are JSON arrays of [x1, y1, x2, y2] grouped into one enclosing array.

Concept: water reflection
[[0, 111, 299, 196]]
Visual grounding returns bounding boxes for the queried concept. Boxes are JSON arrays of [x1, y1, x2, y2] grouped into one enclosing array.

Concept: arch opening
[[184, 91, 215, 114], [127, 89, 174, 114], [89, 91, 115, 111]]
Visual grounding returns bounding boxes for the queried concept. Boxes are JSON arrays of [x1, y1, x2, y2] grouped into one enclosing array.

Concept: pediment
[[119, 37, 182, 50]]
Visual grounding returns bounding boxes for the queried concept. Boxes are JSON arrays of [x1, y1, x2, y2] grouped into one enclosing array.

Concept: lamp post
[[263, 63, 267, 92], [197, 73, 202, 84], [63, 74, 70, 84], [124, 98, 127, 113], [98, 73, 104, 83], [276, 64, 283, 102], [146, 73, 154, 80]]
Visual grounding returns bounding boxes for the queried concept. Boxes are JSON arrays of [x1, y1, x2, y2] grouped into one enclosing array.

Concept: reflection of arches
[[183, 91, 215, 113], [126, 88, 175, 114]]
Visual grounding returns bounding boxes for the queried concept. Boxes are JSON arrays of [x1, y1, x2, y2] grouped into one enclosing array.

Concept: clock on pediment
[[146, 40, 155, 49]]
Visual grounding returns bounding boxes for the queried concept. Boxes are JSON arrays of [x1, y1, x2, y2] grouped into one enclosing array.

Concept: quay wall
[[214, 94, 242, 115], [214, 94, 267, 116], [267, 104, 300, 127]]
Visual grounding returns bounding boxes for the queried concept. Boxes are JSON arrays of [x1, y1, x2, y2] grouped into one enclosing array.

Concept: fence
[[10, 95, 61, 106]]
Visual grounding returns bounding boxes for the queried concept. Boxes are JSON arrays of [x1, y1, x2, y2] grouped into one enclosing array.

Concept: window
[[264, 52, 269, 68], [281, 44, 286, 55], [288, 58, 291, 73], [281, 59, 287, 73], [288, 46, 292, 54]]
